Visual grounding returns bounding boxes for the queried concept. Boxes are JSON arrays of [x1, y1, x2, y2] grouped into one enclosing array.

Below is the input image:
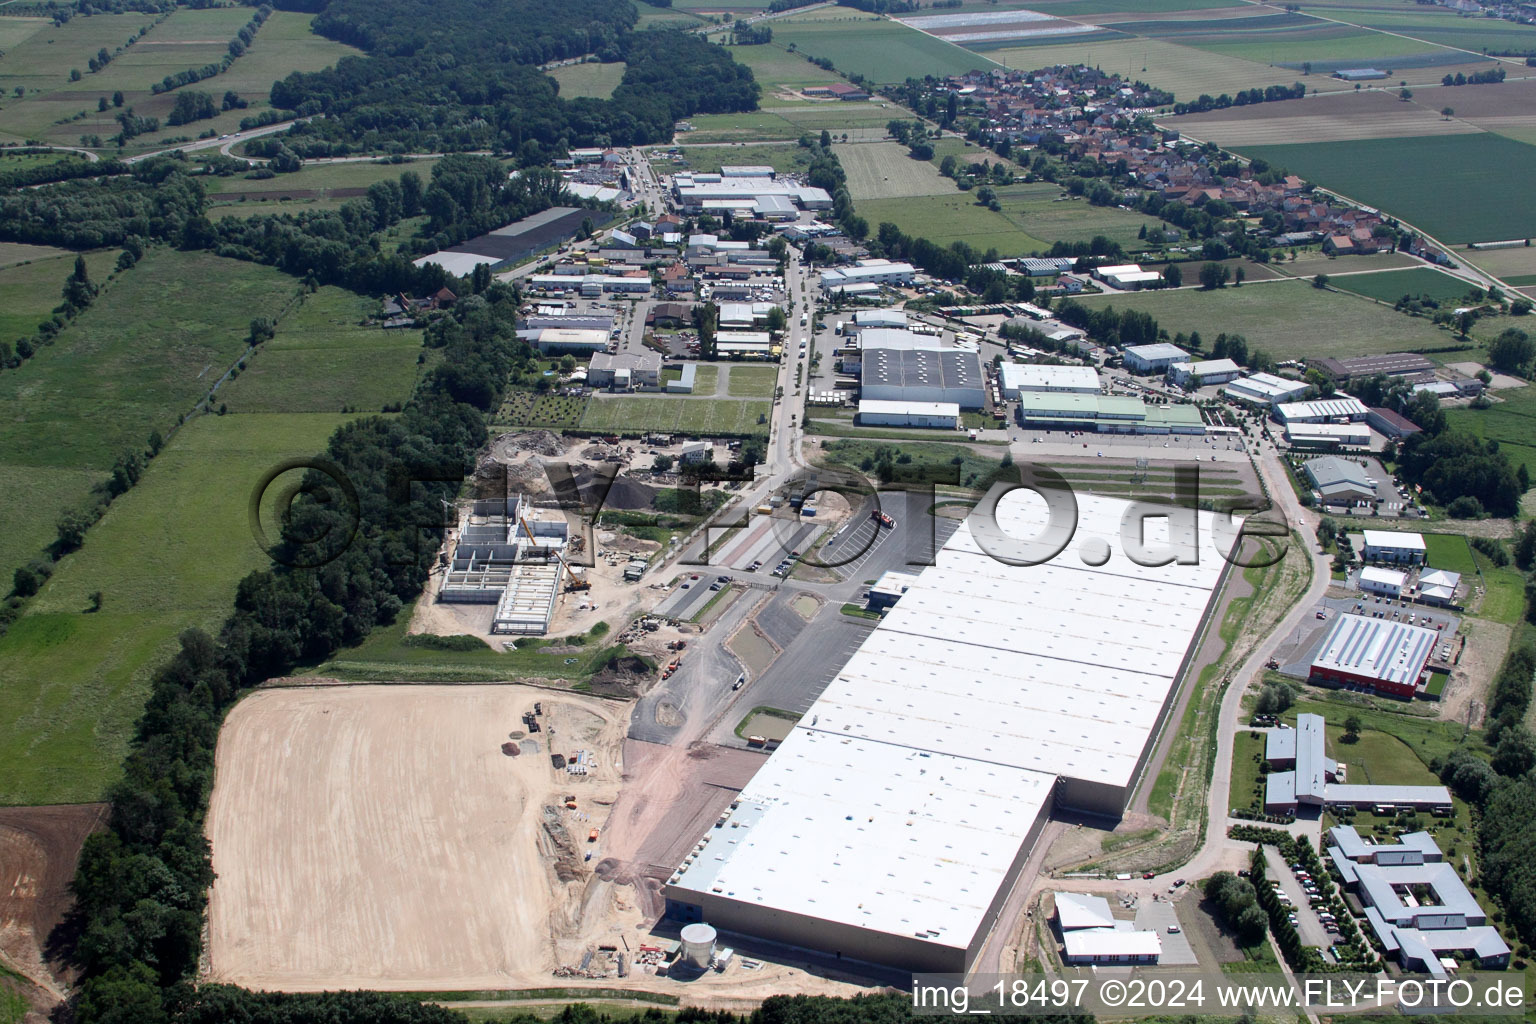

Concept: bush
[[1447, 494, 1484, 518], [400, 633, 490, 651]]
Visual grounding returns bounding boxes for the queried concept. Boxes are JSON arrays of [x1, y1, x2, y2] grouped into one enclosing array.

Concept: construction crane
[[554, 551, 591, 592]]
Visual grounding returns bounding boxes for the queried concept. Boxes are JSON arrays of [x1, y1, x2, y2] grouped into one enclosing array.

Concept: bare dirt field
[[0, 804, 107, 1016], [833, 141, 954, 200], [1169, 90, 1485, 145], [1462, 245, 1536, 280], [206, 684, 638, 991], [1419, 76, 1536, 121], [596, 739, 764, 902]]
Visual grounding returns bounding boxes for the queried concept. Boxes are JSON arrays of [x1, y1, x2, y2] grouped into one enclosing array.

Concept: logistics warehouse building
[[665, 494, 1236, 973]]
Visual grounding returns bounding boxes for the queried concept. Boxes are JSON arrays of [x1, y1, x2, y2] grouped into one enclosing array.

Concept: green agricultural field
[[579, 395, 770, 435], [769, 18, 999, 83], [723, 42, 843, 90], [203, 157, 442, 196], [635, 5, 708, 30], [0, 9, 359, 151], [547, 61, 626, 100], [0, 248, 299, 471], [1327, 267, 1479, 305], [0, 248, 116, 342], [987, 36, 1304, 102], [1073, 278, 1466, 360], [672, 142, 812, 175], [1238, 134, 1536, 245], [0, 248, 299, 601], [1332, 9, 1536, 55], [217, 288, 423, 414], [775, 102, 903, 133], [995, 183, 1162, 250], [0, 412, 353, 805], [0, 16, 49, 51], [0, 241, 76, 267], [674, 0, 772, 11], [858, 194, 1048, 254], [1447, 384, 1536, 489], [0, 464, 100, 596], [0, 13, 146, 95], [726, 365, 778, 397], [1184, 24, 1454, 64], [836, 141, 953, 200], [856, 185, 1161, 255], [683, 110, 802, 142]]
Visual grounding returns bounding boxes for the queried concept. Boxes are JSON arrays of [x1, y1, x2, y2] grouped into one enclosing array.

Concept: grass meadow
[[1327, 267, 1480, 304], [726, 365, 778, 397], [0, 247, 116, 342], [0, 10, 359, 152], [0, 249, 299, 471], [203, 157, 442, 196], [0, 249, 298, 602], [546, 61, 626, 100], [769, 17, 999, 83], [1073, 278, 1468, 360], [721, 42, 843, 91], [1237, 134, 1536, 245], [579, 395, 770, 435], [0, 412, 353, 805], [217, 288, 424, 414], [856, 182, 1160, 255], [672, 142, 812, 175], [1446, 384, 1536, 491]]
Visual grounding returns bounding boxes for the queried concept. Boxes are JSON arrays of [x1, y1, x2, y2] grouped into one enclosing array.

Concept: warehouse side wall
[[661, 888, 969, 974]]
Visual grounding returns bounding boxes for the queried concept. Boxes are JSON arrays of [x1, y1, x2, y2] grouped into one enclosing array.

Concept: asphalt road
[[708, 600, 878, 745], [629, 589, 761, 746]]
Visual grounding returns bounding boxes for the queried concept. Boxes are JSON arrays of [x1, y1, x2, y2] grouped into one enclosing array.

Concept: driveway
[[1135, 897, 1197, 966]]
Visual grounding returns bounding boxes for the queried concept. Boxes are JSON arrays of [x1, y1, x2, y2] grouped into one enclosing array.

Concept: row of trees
[[65, 289, 529, 1019], [1170, 82, 1305, 115], [151, 4, 271, 95]]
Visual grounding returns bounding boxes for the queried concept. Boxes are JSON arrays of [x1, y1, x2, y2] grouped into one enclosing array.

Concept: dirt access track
[[205, 684, 638, 992], [0, 804, 108, 1014]]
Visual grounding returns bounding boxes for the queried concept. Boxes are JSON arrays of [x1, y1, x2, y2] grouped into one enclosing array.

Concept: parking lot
[[709, 602, 878, 746], [1272, 590, 1460, 679], [1264, 846, 1331, 950], [651, 572, 740, 621], [1134, 898, 1196, 966]]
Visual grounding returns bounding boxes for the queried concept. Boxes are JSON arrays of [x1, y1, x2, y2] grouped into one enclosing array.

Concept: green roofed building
[[1015, 393, 1205, 434]]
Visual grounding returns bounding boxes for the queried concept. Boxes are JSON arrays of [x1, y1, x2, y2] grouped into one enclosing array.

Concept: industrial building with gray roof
[[1327, 825, 1509, 975], [859, 330, 985, 409], [1303, 456, 1377, 503]]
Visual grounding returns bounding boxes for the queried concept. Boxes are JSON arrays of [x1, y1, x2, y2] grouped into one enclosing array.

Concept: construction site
[[203, 683, 870, 1001]]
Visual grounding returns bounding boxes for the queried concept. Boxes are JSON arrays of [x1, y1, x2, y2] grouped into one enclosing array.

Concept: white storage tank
[[679, 923, 717, 968]]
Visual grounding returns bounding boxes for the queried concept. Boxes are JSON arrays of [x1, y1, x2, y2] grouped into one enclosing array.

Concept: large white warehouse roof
[[671, 729, 1055, 947], [666, 492, 1237, 971], [999, 363, 1100, 394]]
